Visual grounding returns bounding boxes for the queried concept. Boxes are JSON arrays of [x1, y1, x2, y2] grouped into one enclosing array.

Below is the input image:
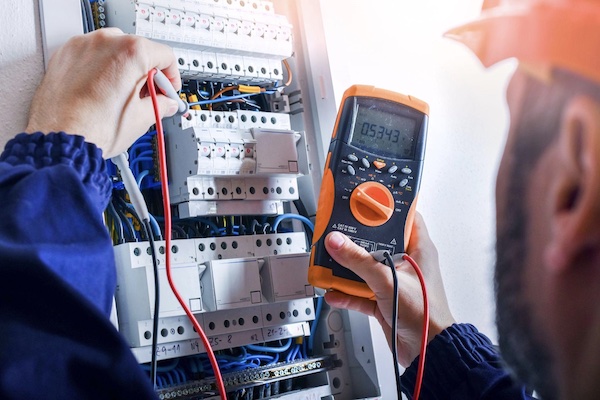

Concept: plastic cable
[[152, 69, 189, 116], [111, 152, 150, 221]]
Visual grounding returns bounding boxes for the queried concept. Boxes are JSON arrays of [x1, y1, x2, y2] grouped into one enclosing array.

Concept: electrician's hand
[[25, 28, 181, 158], [324, 212, 455, 367]]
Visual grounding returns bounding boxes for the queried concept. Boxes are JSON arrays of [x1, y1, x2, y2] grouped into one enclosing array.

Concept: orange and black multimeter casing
[[309, 85, 429, 299]]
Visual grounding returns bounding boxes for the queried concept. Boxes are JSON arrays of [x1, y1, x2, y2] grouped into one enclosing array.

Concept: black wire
[[141, 218, 160, 389], [384, 251, 402, 398]]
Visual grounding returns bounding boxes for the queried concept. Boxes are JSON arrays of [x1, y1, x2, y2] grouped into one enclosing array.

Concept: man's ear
[[545, 95, 600, 272]]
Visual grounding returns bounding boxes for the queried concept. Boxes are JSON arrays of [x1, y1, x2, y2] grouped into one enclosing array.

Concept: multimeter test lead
[[152, 68, 190, 119]]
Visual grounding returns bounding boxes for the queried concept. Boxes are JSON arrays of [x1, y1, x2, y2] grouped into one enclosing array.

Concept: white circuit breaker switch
[[253, 129, 299, 174], [240, 142, 257, 174], [228, 143, 244, 173], [212, 142, 228, 174], [261, 253, 314, 303], [201, 258, 264, 311], [113, 240, 205, 347], [136, 3, 153, 38], [166, 8, 183, 43], [152, 6, 168, 40]]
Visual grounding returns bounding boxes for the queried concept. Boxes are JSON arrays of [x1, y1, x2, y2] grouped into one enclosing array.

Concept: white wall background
[[0, 0, 44, 146]]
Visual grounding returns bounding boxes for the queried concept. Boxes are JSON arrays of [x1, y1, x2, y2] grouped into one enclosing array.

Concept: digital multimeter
[[309, 85, 429, 299]]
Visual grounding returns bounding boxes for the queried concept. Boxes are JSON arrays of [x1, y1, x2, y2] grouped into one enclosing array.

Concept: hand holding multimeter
[[309, 85, 429, 299]]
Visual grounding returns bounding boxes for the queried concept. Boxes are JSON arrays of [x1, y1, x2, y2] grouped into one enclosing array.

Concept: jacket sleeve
[[401, 323, 535, 399], [0, 132, 157, 399]]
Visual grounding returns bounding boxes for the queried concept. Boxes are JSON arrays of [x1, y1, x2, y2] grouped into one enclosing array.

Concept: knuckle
[[121, 35, 146, 57]]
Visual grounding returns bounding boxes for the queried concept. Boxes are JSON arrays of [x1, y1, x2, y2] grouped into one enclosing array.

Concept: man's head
[[448, 1, 600, 398]]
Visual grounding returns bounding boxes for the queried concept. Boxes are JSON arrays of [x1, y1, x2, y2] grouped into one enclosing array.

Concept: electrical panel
[[39, 0, 386, 398]]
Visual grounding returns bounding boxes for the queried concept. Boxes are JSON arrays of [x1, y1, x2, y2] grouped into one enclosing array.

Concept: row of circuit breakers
[[102, 1, 354, 399]]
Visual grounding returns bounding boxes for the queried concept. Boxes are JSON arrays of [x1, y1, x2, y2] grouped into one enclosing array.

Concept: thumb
[[135, 95, 180, 132], [155, 95, 180, 119], [324, 231, 393, 297]]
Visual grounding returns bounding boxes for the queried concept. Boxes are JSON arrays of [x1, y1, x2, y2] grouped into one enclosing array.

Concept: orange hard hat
[[445, 0, 600, 84]]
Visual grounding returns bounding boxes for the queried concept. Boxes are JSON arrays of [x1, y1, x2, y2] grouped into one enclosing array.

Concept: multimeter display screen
[[350, 105, 418, 159]]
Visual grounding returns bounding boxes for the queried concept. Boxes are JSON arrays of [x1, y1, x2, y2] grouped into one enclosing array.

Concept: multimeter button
[[347, 165, 356, 175], [401, 167, 412, 174], [347, 154, 359, 162], [400, 179, 409, 187], [373, 160, 386, 170], [361, 158, 370, 168], [388, 165, 398, 174]]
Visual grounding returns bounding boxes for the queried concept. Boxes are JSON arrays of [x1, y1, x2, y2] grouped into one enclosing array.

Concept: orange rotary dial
[[349, 181, 394, 227]]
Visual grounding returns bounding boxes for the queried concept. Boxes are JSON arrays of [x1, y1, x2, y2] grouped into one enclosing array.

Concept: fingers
[[324, 290, 378, 317], [141, 38, 181, 92], [133, 95, 179, 132], [406, 212, 434, 254], [324, 231, 393, 297]]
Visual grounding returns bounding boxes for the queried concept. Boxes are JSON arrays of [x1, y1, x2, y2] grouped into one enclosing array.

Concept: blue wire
[[124, 203, 162, 240], [244, 354, 276, 362], [308, 296, 324, 354], [293, 344, 300, 361], [141, 358, 179, 372], [114, 201, 137, 241], [267, 352, 280, 365], [149, 214, 162, 240], [130, 156, 154, 172], [134, 149, 154, 159], [129, 142, 153, 157], [136, 170, 150, 187], [286, 345, 295, 363], [272, 213, 315, 233], [216, 348, 248, 362], [246, 338, 292, 353], [164, 371, 174, 386]]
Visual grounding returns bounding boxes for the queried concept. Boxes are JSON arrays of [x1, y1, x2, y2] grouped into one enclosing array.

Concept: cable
[[142, 218, 160, 388], [402, 253, 429, 400], [271, 213, 315, 233], [382, 252, 429, 400], [188, 91, 276, 107], [384, 251, 403, 398], [106, 201, 125, 244], [112, 198, 137, 241], [308, 296, 323, 355], [245, 338, 293, 353], [136, 170, 150, 188], [148, 68, 227, 400], [209, 85, 238, 110], [111, 152, 161, 389], [129, 156, 154, 172]]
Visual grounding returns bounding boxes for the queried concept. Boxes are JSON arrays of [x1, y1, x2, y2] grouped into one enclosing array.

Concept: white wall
[[0, 0, 44, 147], [319, 0, 515, 342]]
